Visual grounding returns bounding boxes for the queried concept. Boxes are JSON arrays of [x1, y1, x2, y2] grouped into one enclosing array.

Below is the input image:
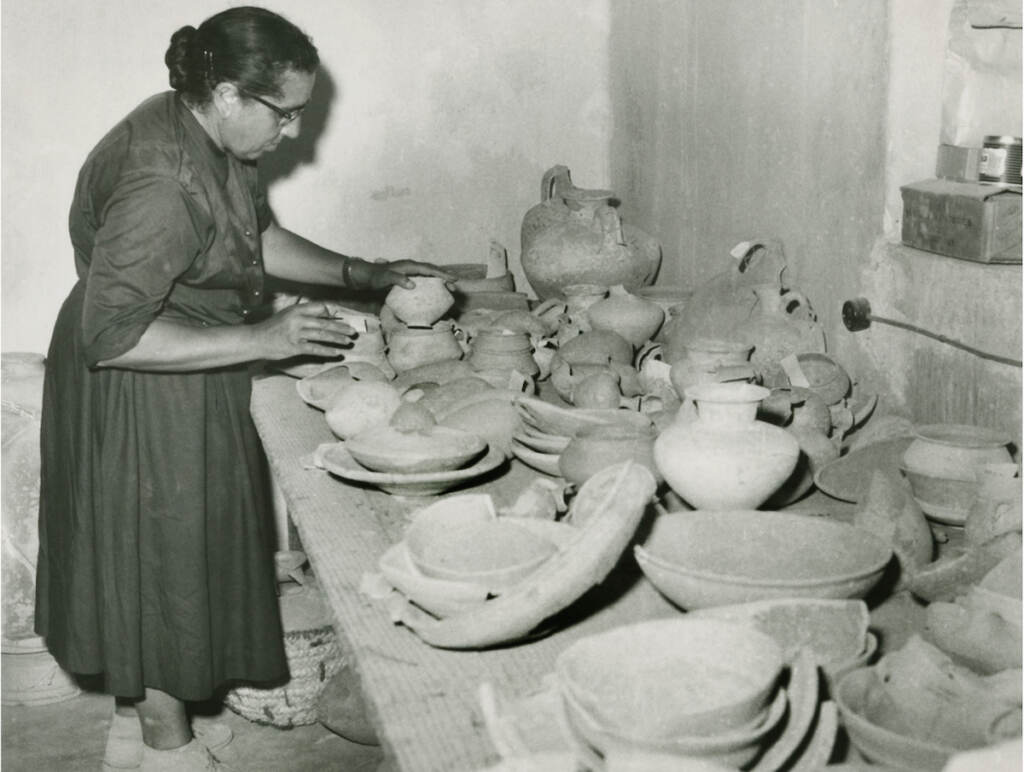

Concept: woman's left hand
[[363, 258, 455, 290]]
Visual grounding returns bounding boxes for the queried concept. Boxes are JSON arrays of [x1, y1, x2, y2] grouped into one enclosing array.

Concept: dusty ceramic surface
[[557, 329, 634, 366], [386, 322, 467, 374], [902, 424, 1014, 481], [384, 277, 455, 327], [468, 328, 539, 377], [346, 425, 487, 474], [558, 423, 659, 486], [791, 352, 852, 405], [586, 285, 665, 348], [556, 618, 784, 741], [965, 464, 1023, 546], [655, 382, 798, 510], [520, 166, 661, 300], [324, 381, 403, 440], [668, 338, 754, 397], [439, 399, 523, 457], [734, 284, 827, 381], [634, 510, 893, 608]]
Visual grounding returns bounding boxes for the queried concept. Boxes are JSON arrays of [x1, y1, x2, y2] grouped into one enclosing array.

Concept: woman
[[34, 7, 448, 771]]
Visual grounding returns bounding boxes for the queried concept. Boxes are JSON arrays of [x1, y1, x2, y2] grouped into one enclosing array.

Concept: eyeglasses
[[238, 88, 306, 125]]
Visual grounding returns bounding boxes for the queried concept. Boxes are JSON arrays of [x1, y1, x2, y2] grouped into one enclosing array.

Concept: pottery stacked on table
[[383, 278, 467, 374]]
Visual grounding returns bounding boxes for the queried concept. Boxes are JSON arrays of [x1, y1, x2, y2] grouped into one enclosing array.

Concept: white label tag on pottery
[[644, 359, 673, 381], [780, 354, 811, 387], [730, 241, 754, 261]]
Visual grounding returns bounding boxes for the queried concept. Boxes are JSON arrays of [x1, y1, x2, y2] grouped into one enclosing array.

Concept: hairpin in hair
[[203, 49, 214, 82]]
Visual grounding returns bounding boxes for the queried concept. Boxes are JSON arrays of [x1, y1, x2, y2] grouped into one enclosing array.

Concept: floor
[[1, 686, 384, 772]]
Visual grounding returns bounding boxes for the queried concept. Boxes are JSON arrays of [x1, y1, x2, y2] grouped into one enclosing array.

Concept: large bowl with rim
[[634, 510, 893, 609], [556, 618, 785, 741], [346, 426, 487, 474]]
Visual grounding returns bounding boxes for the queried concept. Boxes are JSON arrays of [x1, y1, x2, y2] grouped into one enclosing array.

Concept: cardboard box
[[935, 144, 980, 182], [900, 178, 1022, 264]]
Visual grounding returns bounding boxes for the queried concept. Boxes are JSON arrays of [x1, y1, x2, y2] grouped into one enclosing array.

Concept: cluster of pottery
[[482, 614, 842, 770]]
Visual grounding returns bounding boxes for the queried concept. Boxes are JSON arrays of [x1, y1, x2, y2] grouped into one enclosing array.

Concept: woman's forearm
[[96, 319, 263, 371], [261, 222, 374, 288]]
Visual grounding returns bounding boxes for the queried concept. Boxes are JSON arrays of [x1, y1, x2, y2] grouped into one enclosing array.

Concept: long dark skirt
[[35, 282, 287, 700]]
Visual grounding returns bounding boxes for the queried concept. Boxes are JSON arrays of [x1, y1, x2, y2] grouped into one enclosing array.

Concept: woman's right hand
[[254, 301, 356, 361]]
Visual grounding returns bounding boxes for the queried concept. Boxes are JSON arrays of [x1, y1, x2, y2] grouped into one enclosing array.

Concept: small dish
[[813, 436, 914, 503], [515, 396, 652, 438], [321, 443, 505, 497], [513, 429, 571, 454]]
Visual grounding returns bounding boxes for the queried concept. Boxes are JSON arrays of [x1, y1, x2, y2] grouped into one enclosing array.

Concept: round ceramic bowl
[[405, 517, 559, 591], [346, 426, 487, 474], [559, 671, 787, 768], [835, 667, 960, 771], [556, 618, 784, 741], [899, 467, 977, 525], [633, 511, 893, 609], [902, 424, 1013, 481]]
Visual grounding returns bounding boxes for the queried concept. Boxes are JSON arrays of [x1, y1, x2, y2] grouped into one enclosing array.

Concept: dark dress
[[35, 92, 288, 701]]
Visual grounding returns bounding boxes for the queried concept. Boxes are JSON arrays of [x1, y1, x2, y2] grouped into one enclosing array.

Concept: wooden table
[[250, 374, 680, 772]]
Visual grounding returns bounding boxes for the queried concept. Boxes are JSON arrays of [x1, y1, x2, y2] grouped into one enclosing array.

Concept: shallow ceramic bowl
[[378, 542, 491, 618], [510, 441, 562, 477], [634, 511, 892, 609], [320, 443, 505, 497], [795, 352, 852, 405], [296, 362, 389, 410], [346, 426, 487, 474], [835, 667, 960, 771], [560, 673, 787, 768], [405, 517, 559, 590], [515, 396, 652, 438], [556, 618, 784, 741]]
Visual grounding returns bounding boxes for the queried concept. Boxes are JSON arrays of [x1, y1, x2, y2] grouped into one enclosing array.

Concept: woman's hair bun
[[165, 25, 198, 92]]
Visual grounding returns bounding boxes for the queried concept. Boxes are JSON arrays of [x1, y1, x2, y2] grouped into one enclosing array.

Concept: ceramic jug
[[668, 239, 788, 346], [586, 285, 665, 348], [735, 283, 827, 381], [558, 423, 660, 486], [653, 382, 800, 509], [520, 166, 661, 300]]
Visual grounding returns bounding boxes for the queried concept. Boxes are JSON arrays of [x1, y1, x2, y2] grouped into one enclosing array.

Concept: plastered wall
[[1, 0, 611, 353]]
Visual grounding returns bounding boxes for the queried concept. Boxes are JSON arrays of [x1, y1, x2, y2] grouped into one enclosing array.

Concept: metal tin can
[[978, 135, 1022, 185]]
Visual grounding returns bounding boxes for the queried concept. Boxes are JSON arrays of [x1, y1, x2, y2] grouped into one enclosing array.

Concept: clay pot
[[558, 330, 634, 367], [520, 166, 661, 300], [467, 328, 539, 378], [653, 382, 800, 510], [451, 240, 516, 295], [386, 322, 468, 374], [325, 381, 403, 440], [792, 352, 852, 406], [384, 277, 455, 327], [964, 464, 1022, 547], [901, 424, 1014, 524], [668, 338, 754, 398], [586, 285, 666, 348], [558, 423, 660, 486], [734, 284, 827, 381]]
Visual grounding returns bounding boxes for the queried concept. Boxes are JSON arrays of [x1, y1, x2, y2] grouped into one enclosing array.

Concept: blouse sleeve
[[81, 173, 205, 366]]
